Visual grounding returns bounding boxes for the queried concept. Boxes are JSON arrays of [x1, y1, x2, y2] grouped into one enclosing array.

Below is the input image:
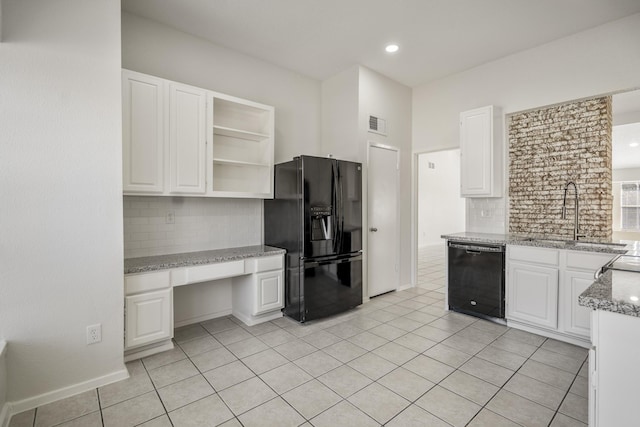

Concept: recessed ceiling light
[[385, 44, 399, 53], [631, 296, 639, 302], [630, 141, 639, 148]]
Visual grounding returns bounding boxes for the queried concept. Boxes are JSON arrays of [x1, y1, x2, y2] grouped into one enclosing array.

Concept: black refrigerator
[[264, 155, 363, 323]]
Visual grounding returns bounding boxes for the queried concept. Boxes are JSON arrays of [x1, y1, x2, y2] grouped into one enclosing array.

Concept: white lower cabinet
[[506, 245, 615, 346], [507, 262, 558, 329], [124, 254, 285, 359], [255, 271, 283, 315], [589, 309, 640, 427], [124, 270, 174, 351], [561, 270, 594, 338], [232, 256, 284, 325], [125, 289, 173, 349]]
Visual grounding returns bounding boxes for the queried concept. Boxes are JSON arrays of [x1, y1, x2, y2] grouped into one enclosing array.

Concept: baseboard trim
[[124, 340, 174, 363], [174, 309, 232, 328], [8, 368, 129, 416], [396, 283, 413, 292], [232, 310, 283, 327], [506, 319, 590, 349], [0, 402, 9, 427]]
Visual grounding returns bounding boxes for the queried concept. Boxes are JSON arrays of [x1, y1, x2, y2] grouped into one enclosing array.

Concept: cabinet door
[[122, 71, 165, 193], [589, 345, 598, 427], [460, 106, 492, 196], [562, 270, 594, 338], [125, 289, 172, 349], [507, 262, 558, 329], [255, 270, 283, 315], [169, 82, 207, 194]]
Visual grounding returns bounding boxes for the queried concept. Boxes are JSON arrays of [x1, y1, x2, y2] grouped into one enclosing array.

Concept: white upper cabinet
[[460, 105, 502, 197], [169, 82, 207, 194], [122, 70, 275, 199], [122, 71, 165, 193]]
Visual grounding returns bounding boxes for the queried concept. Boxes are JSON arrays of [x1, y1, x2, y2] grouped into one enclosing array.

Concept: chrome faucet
[[561, 181, 585, 240]]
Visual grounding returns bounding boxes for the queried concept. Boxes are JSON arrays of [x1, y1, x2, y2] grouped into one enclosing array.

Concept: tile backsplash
[[466, 197, 507, 234], [123, 196, 262, 258]]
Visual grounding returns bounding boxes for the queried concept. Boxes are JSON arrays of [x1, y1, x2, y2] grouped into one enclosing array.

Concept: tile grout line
[[139, 351, 175, 427], [545, 357, 590, 427]]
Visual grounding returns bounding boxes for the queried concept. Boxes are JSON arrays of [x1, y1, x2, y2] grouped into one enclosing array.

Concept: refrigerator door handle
[[331, 161, 340, 253], [338, 164, 344, 251], [334, 161, 343, 253]]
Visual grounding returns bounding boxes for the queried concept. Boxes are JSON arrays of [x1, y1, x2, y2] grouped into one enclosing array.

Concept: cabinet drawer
[[125, 270, 171, 295], [256, 256, 283, 272], [244, 255, 283, 273], [509, 245, 559, 266], [566, 251, 615, 271], [173, 260, 245, 286]]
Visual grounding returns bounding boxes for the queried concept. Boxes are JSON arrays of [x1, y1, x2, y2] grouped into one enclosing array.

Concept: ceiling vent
[[368, 115, 387, 136]]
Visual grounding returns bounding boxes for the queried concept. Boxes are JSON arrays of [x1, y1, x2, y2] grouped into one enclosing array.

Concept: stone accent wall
[[509, 97, 612, 239]]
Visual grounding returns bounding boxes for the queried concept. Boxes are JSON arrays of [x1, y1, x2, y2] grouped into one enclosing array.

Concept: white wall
[[321, 66, 413, 292], [0, 0, 126, 408], [613, 167, 640, 182], [413, 13, 640, 233], [321, 66, 360, 161], [358, 67, 413, 288], [0, 342, 6, 424], [418, 150, 465, 246], [122, 12, 322, 164]]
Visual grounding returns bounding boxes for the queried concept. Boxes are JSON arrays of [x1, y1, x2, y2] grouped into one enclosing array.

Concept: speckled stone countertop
[[441, 232, 630, 254], [124, 245, 286, 274], [579, 270, 640, 317]]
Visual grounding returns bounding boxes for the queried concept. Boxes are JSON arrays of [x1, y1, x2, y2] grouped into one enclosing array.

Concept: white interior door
[[368, 144, 400, 297]]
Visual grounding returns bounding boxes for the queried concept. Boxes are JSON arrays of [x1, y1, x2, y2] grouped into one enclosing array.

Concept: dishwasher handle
[[449, 243, 504, 253]]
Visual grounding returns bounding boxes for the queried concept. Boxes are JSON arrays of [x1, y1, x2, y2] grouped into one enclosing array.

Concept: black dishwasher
[[448, 241, 505, 320]]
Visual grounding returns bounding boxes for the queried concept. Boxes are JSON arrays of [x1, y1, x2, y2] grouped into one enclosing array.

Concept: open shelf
[[212, 161, 271, 194], [213, 158, 270, 168], [213, 125, 270, 142], [210, 94, 274, 197], [213, 97, 272, 136]]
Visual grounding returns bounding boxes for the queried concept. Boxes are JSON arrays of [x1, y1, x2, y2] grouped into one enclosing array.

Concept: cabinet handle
[[370, 227, 378, 232]]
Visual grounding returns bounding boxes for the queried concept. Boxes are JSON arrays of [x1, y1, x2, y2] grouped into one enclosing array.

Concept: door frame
[[367, 142, 401, 297], [411, 148, 464, 290]]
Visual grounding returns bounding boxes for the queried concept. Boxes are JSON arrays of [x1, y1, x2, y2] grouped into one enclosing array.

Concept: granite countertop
[[441, 231, 630, 255], [579, 269, 640, 317], [124, 245, 286, 274]]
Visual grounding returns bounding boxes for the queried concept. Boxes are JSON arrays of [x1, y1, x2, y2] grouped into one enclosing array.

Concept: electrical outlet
[[87, 324, 102, 345], [166, 211, 175, 224]]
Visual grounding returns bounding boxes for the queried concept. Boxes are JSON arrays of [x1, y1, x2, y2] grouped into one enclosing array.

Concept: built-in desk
[[123, 245, 285, 361]]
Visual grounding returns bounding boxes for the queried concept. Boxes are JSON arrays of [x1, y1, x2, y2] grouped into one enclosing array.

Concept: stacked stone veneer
[[509, 97, 612, 239]]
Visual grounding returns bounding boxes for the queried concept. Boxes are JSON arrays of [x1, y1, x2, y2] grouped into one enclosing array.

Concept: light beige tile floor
[[10, 245, 588, 426]]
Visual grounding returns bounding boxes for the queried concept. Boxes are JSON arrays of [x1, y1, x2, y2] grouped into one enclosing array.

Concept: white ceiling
[[122, 0, 640, 87]]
